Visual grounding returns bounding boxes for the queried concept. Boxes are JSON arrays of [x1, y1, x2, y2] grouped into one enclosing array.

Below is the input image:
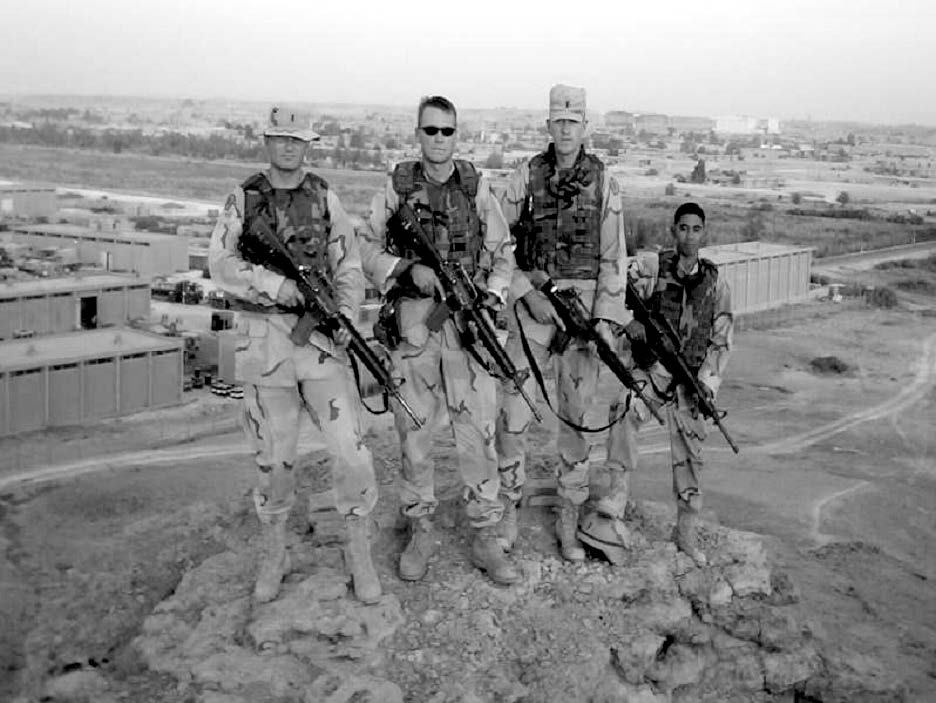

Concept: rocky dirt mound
[[110, 497, 824, 703]]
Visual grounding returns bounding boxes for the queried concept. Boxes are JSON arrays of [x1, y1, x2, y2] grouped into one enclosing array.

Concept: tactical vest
[[232, 171, 331, 313], [517, 145, 603, 279], [649, 250, 719, 371], [390, 160, 482, 275]]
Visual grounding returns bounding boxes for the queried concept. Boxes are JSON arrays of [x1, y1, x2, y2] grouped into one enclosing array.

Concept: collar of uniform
[[545, 143, 587, 171], [419, 160, 455, 186], [263, 168, 311, 191]]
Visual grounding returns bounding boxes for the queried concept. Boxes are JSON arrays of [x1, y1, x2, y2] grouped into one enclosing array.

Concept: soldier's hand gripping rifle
[[538, 279, 665, 426], [237, 219, 424, 429], [625, 280, 739, 453], [391, 203, 543, 423]]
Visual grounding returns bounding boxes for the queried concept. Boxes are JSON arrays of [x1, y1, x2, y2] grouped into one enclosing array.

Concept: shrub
[[868, 286, 898, 308], [664, 183, 676, 196]]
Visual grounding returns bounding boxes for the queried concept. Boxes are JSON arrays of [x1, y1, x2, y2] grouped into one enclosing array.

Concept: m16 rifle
[[237, 216, 424, 429], [538, 278, 665, 426], [390, 203, 542, 423], [625, 280, 739, 453]]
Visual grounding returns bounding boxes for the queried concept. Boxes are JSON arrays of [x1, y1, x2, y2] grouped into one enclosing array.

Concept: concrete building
[[669, 115, 716, 133], [9, 224, 188, 276], [0, 274, 151, 340], [635, 114, 670, 136], [715, 115, 781, 136], [0, 186, 57, 220], [702, 242, 813, 314], [0, 327, 183, 436], [604, 111, 636, 132]]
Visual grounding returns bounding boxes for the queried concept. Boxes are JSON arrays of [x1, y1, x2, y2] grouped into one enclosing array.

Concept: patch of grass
[[875, 255, 936, 273], [895, 279, 936, 294]]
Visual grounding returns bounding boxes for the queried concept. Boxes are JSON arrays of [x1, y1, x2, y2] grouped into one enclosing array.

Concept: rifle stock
[[625, 280, 739, 453], [393, 204, 543, 423], [239, 220, 425, 429], [539, 279, 665, 426]]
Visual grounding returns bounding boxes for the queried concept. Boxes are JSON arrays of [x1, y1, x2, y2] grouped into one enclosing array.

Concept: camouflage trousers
[[389, 319, 502, 528], [236, 314, 377, 520], [606, 365, 708, 503], [496, 307, 624, 506]]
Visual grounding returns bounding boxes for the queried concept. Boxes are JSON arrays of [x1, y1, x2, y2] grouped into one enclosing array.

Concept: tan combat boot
[[254, 509, 291, 603], [471, 525, 520, 585], [495, 497, 519, 552], [675, 495, 708, 567], [399, 516, 435, 581], [595, 470, 630, 520], [556, 498, 586, 562], [344, 515, 382, 604]]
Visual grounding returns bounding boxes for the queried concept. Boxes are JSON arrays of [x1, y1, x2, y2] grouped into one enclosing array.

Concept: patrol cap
[[549, 84, 586, 122], [263, 105, 319, 141]]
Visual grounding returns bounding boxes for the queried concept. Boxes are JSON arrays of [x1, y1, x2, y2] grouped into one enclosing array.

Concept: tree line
[[0, 123, 389, 170]]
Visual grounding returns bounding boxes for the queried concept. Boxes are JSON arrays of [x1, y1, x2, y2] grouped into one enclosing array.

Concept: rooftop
[[702, 241, 814, 264], [0, 273, 150, 300], [0, 185, 56, 193], [10, 223, 181, 244], [0, 328, 181, 373]]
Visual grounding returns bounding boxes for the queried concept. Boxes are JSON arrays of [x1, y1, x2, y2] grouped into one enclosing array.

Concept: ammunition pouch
[[373, 300, 402, 350]]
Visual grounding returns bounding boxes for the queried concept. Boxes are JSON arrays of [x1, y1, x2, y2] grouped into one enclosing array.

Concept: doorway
[[80, 296, 98, 329]]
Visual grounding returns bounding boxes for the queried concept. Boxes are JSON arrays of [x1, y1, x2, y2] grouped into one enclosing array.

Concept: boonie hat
[[263, 106, 319, 141]]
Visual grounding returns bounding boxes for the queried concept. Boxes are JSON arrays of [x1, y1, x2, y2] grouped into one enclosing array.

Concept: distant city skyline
[[2, 0, 935, 127]]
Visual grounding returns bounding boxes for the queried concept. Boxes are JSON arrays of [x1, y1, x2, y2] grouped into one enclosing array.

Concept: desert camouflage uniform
[[360, 161, 514, 528], [608, 250, 733, 504], [208, 170, 377, 522], [495, 145, 629, 506]]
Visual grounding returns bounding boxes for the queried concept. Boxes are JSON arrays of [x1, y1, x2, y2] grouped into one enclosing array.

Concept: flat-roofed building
[[0, 273, 151, 340], [0, 185, 57, 219], [9, 224, 188, 276], [0, 328, 183, 435], [702, 241, 813, 313], [635, 113, 670, 136]]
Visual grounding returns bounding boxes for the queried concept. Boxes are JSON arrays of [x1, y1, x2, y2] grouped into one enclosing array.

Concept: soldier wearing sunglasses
[[360, 95, 520, 586], [494, 84, 634, 562]]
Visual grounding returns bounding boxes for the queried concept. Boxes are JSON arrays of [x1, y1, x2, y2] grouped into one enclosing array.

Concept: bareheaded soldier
[[494, 84, 637, 561], [360, 95, 519, 585], [208, 106, 381, 604], [602, 202, 733, 566]]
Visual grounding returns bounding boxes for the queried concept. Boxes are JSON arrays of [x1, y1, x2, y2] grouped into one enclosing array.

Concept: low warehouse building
[[0, 185, 57, 220], [0, 273, 151, 340], [0, 328, 183, 436], [701, 241, 813, 314], [9, 224, 188, 277]]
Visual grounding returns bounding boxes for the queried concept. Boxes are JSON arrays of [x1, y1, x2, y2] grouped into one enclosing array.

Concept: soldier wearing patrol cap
[[208, 106, 382, 604], [494, 84, 637, 562]]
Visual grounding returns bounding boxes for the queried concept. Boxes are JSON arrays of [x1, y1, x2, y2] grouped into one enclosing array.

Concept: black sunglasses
[[420, 126, 456, 137]]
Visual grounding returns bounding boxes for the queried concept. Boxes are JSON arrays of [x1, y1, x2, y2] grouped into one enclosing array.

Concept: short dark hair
[[417, 95, 457, 127], [674, 201, 706, 225]]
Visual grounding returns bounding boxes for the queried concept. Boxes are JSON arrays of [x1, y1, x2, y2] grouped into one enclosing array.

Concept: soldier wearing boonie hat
[[494, 83, 634, 563], [208, 106, 380, 605], [263, 105, 320, 141]]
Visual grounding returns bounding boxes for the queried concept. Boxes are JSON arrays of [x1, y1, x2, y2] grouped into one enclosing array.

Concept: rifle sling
[[346, 352, 394, 417], [513, 300, 630, 434]]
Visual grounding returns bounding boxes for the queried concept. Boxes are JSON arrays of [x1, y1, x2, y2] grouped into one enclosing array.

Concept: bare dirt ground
[[1, 288, 935, 700]]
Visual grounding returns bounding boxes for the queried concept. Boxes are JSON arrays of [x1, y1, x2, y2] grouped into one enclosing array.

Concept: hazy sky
[[2, 0, 934, 125]]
